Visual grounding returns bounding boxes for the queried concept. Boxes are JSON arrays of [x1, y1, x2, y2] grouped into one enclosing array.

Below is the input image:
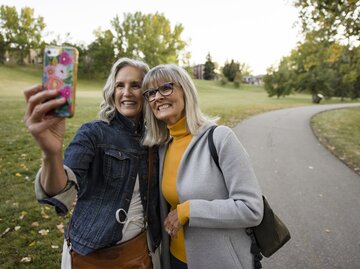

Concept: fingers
[[164, 209, 181, 238], [24, 88, 66, 123], [28, 116, 64, 136], [24, 84, 43, 102], [166, 226, 179, 238]]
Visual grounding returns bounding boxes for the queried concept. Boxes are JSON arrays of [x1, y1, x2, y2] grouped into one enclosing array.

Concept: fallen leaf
[[14, 226, 21, 231], [28, 241, 36, 247], [41, 207, 49, 219], [31, 222, 39, 227], [0, 228, 10, 238], [15, 172, 22, 177], [38, 229, 49, 236], [19, 211, 27, 220], [20, 257, 32, 263]]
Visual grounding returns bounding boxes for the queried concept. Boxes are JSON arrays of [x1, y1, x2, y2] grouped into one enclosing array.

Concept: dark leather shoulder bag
[[208, 126, 291, 268]]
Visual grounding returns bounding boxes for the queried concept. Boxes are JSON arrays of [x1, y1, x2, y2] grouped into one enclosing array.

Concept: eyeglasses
[[143, 82, 174, 102]]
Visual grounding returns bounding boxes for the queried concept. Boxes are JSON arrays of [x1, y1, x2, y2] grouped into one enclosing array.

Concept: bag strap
[[208, 126, 221, 172], [207, 126, 263, 269]]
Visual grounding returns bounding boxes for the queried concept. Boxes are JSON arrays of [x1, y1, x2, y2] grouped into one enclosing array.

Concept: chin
[[155, 113, 169, 122]]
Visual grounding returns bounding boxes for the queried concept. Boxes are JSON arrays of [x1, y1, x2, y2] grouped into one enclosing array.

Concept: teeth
[[158, 104, 170, 110], [122, 101, 135, 105]]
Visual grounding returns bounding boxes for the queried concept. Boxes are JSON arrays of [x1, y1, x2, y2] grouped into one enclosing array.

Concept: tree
[[292, 1, 360, 101], [222, 59, 240, 82], [203, 52, 216, 80], [292, 39, 336, 98], [0, 5, 45, 64], [86, 29, 115, 79], [332, 45, 360, 100], [233, 71, 242, 88], [294, 0, 360, 43], [265, 36, 360, 101], [264, 57, 295, 98], [0, 33, 5, 63], [349, 46, 360, 99], [111, 12, 189, 67]]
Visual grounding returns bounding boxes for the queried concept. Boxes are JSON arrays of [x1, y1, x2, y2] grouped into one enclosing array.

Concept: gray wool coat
[[159, 124, 264, 269]]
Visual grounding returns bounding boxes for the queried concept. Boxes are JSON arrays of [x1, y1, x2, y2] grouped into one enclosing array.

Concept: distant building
[[243, 75, 264, 85], [5, 49, 42, 64], [193, 64, 205, 80]]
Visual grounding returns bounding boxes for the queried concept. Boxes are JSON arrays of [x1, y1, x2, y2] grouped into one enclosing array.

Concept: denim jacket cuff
[[34, 165, 78, 216]]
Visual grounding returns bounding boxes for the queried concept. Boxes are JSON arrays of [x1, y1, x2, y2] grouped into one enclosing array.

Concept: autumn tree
[[111, 12, 189, 67], [265, 2, 360, 101], [0, 5, 45, 64], [264, 57, 295, 98], [294, 0, 360, 43]]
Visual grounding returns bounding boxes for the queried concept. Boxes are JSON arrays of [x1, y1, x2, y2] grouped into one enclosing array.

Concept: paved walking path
[[232, 103, 360, 268]]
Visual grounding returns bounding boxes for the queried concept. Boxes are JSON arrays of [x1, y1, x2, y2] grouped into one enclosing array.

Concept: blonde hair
[[99, 58, 150, 123], [142, 64, 215, 146]]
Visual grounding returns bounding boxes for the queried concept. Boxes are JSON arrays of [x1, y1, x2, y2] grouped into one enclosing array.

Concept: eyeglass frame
[[142, 82, 175, 102]]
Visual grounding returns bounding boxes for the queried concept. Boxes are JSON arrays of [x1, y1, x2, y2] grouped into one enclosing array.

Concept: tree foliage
[[264, 36, 360, 101], [85, 29, 115, 79], [203, 52, 216, 80], [222, 60, 240, 82], [0, 5, 45, 64], [267, 2, 360, 102], [0, 5, 192, 79], [0, 33, 5, 63], [264, 57, 295, 98], [294, 0, 360, 43], [111, 12, 189, 67]]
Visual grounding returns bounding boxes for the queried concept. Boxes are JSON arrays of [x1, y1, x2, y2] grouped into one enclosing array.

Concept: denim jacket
[[37, 112, 161, 255]]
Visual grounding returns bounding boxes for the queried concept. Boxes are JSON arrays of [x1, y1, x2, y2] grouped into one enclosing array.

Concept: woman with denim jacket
[[141, 64, 264, 269], [23, 58, 161, 269]]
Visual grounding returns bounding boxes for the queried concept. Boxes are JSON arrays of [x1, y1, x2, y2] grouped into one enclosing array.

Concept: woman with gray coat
[[141, 64, 264, 269]]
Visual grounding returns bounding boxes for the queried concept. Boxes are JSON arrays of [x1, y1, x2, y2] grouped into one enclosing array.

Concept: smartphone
[[42, 46, 79, 117]]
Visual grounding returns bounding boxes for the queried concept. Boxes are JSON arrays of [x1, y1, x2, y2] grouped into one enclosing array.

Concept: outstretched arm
[[23, 85, 68, 195]]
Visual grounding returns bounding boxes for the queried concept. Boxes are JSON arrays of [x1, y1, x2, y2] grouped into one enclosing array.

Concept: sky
[[1, 0, 303, 75]]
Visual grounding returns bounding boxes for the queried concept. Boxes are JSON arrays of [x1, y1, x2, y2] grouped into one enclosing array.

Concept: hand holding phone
[[42, 46, 78, 117]]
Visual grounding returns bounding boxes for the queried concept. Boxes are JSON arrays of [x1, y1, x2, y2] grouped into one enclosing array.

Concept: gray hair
[[99, 58, 150, 123], [142, 64, 215, 146]]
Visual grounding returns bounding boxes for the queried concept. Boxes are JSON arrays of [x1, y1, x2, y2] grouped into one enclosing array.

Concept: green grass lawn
[[311, 107, 360, 175], [0, 64, 358, 268]]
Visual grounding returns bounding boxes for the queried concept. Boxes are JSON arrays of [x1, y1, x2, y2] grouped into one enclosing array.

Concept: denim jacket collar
[[114, 111, 144, 135]]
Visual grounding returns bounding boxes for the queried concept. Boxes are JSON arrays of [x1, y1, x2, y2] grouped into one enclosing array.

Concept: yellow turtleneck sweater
[[162, 117, 191, 263]]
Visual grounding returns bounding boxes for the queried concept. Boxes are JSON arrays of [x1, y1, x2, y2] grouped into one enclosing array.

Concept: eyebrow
[[115, 80, 142, 86]]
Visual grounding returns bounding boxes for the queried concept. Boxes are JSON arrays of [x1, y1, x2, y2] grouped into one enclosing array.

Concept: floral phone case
[[42, 46, 79, 117]]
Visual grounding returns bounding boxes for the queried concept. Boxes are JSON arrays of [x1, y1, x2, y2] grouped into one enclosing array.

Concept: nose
[[123, 86, 132, 96], [153, 90, 164, 101]]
